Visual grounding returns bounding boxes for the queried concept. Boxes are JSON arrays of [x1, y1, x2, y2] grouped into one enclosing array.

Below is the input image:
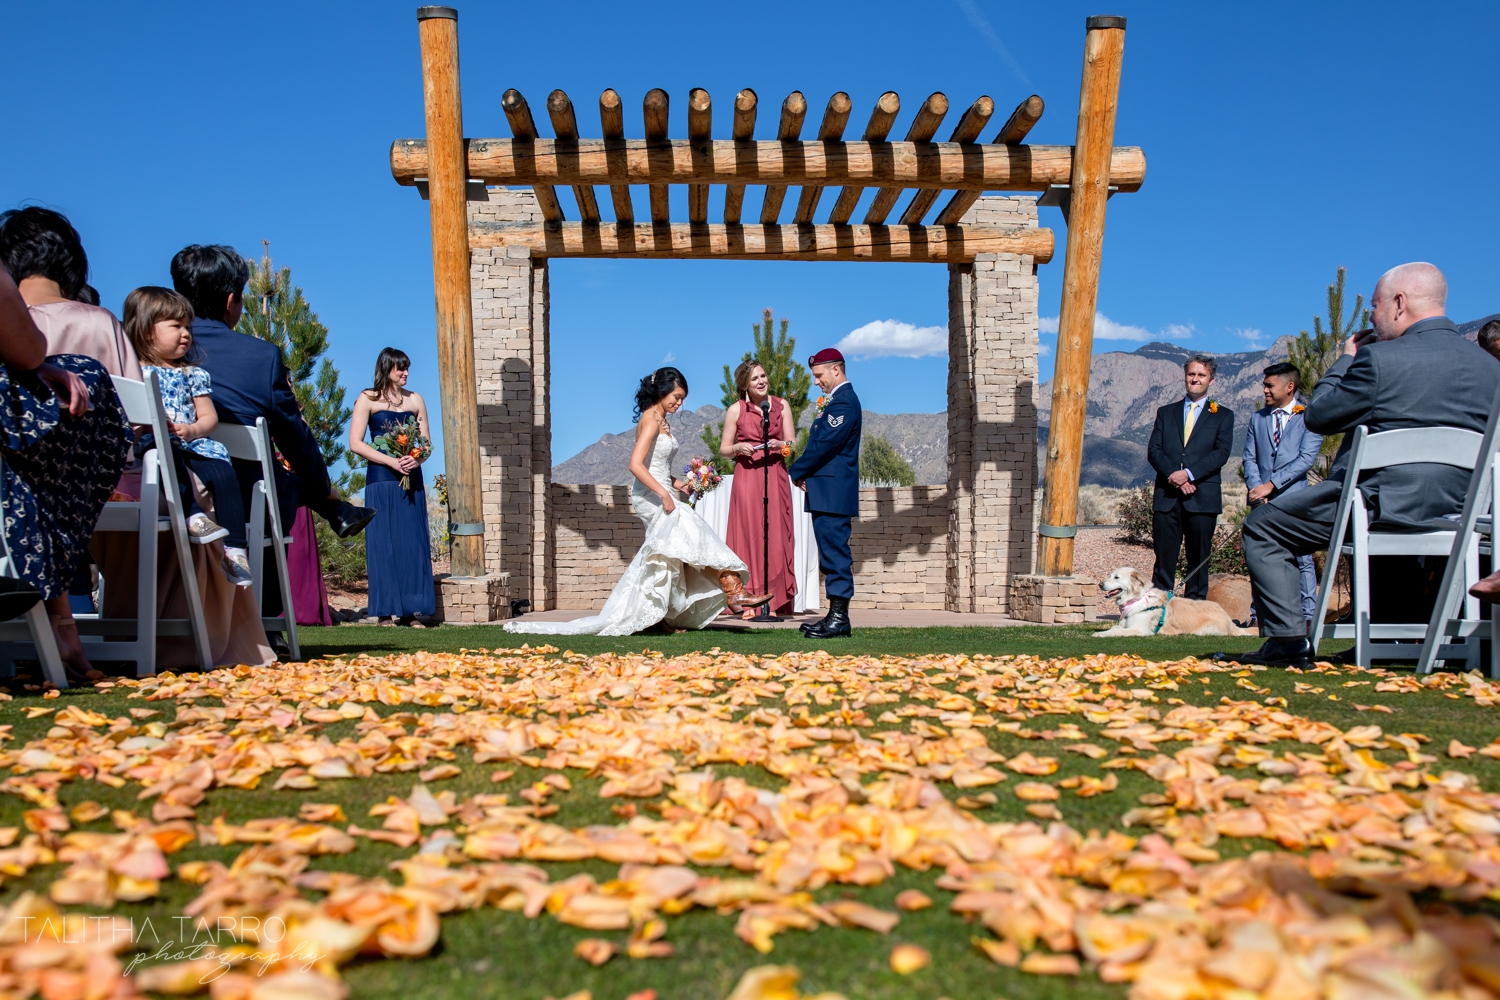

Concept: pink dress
[[725, 397, 797, 614]]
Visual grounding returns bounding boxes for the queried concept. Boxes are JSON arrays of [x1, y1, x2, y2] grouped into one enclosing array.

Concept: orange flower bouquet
[[373, 416, 431, 491]]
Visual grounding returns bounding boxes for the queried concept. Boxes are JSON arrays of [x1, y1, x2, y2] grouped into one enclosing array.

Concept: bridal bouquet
[[680, 456, 722, 508], [373, 416, 431, 491]]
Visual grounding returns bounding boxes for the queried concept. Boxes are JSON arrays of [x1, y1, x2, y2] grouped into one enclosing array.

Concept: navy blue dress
[[363, 410, 435, 617]]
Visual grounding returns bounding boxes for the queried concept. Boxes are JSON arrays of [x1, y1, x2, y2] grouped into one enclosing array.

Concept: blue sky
[[3, 1, 1496, 473]]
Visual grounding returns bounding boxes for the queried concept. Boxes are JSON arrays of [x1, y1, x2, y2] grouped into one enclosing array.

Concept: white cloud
[[953, 0, 1032, 87], [1234, 328, 1267, 349], [836, 319, 947, 359], [1038, 342, 1051, 356], [1037, 312, 1194, 342], [661, 351, 676, 363]]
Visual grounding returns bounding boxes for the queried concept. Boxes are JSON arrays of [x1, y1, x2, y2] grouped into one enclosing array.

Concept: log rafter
[[395, 85, 1143, 265]]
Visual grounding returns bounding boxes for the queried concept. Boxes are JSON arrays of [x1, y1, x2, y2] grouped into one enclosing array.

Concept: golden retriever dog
[[1096, 567, 1255, 637]]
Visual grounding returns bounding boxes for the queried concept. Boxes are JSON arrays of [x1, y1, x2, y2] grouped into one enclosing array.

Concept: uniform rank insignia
[[827, 414, 844, 427]]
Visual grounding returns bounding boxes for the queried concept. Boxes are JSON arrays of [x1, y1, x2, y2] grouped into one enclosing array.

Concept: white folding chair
[[1311, 425, 1485, 668], [0, 456, 69, 688], [1418, 384, 1500, 675], [208, 418, 299, 659], [74, 373, 212, 675]]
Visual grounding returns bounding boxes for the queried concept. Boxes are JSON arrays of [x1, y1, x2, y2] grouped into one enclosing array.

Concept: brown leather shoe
[[1472, 570, 1500, 601], [719, 571, 773, 613]]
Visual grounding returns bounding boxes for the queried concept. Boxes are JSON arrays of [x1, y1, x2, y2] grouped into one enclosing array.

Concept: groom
[[789, 348, 862, 638]]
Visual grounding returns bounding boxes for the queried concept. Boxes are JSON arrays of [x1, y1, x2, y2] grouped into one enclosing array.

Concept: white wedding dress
[[504, 430, 748, 635]]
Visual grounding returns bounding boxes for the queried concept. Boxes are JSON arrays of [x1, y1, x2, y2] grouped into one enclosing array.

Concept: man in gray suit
[[1242, 362, 1322, 626], [1236, 262, 1500, 667]]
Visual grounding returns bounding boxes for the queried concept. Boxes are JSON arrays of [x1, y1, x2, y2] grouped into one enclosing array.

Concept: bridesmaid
[[720, 360, 798, 618], [349, 348, 434, 626]]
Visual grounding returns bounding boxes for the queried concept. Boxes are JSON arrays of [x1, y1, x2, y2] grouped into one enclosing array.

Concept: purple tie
[[1273, 410, 1285, 450]]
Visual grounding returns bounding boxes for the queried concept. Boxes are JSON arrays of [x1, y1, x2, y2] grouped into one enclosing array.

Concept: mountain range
[[553, 314, 1498, 487]]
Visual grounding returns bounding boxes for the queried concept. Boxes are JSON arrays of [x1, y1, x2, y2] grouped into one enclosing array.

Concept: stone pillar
[[467, 189, 553, 612], [945, 196, 1041, 614]]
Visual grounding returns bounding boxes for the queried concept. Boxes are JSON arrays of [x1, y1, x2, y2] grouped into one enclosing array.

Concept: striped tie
[[1273, 410, 1285, 451]]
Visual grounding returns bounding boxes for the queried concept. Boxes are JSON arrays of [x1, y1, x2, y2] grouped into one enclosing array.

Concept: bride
[[505, 367, 771, 636]]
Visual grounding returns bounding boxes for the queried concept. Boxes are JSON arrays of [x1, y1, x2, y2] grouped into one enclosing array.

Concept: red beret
[[807, 348, 845, 367]]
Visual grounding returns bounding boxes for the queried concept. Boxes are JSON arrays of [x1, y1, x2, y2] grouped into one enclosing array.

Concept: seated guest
[[0, 208, 141, 379], [0, 263, 131, 683], [1147, 354, 1235, 600], [1242, 362, 1321, 628], [123, 286, 254, 587], [1478, 319, 1500, 364], [169, 245, 373, 540], [1240, 262, 1499, 667]]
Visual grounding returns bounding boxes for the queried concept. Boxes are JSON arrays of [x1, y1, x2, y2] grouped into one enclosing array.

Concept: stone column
[[945, 196, 1041, 614], [458, 188, 553, 615]]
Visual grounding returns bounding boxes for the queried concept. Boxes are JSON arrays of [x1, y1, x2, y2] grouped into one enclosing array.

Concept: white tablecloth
[[693, 474, 820, 612]]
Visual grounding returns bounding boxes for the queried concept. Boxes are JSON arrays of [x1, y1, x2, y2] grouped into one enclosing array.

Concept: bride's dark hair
[[633, 367, 688, 421]]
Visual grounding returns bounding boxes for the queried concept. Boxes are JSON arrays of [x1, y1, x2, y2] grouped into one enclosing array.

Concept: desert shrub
[[1209, 507, 1249, 576], [1117, 484, 1154, 545], [317, 505, 367, 588], [1076, 490, 1108, 525]]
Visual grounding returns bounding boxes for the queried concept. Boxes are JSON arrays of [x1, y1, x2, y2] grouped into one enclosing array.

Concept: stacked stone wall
[[549, 484, 950, 611]]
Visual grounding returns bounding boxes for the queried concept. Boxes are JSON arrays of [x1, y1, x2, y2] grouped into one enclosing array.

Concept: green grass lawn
[[6, 626, 1494, 1000], [296, 622, 1301, 663]]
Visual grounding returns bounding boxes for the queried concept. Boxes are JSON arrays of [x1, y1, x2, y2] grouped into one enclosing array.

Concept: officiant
[[720, 360, 798, 618]]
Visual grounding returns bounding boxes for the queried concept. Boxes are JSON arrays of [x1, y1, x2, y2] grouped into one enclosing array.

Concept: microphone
[[760, 399, 771, 418]]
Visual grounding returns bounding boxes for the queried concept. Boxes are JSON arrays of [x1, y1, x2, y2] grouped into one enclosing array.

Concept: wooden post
[[416, 6, 486, 579], [1037, 15, 1127, 577]]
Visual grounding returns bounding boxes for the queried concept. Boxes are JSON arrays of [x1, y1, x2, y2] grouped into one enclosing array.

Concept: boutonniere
[[1292, 404, 1306, 414], [814, 395, 827, 419], [1207, 399, 1219, 414]]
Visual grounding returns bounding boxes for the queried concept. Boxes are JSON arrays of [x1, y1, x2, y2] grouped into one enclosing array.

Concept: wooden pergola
[[397, 5, 1138, 608]]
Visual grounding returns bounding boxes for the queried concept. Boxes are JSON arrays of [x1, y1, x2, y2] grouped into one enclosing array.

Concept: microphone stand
[[755, 399, 783, 622]]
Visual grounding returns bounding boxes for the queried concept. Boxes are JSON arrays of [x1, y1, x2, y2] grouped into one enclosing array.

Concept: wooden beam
[[995, 93, 1046, 144], [468, 220, 1053, 263], [389, 136, 1146, 191], [723, 89, 757, 224], [687, 88, 712, 223], [415, 7, 485, 578], [793, 92, 852, 223], [500, 89, 564, 223], [759, 92, 807, 224], [643, 88, 671, 223], [864, 92, 948, 224], [900, 95, 992, 225], [546, 89, 600, 222], [1039, 16, 1128, 578], [828, 91, 900, 225], [599, 89, 633, 223], [933, 94, 1046, 225]]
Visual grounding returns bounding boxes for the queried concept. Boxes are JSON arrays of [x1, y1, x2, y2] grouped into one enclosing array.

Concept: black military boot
[[800, 606, 833, 634], [804, 596, 851, 638]]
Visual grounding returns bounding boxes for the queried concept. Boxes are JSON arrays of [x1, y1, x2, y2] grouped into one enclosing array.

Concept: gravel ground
[[1072, 526, 1155, 617]]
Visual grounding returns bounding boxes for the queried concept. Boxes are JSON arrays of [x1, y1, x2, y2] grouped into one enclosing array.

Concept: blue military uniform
[[788, 380, 862, 601]]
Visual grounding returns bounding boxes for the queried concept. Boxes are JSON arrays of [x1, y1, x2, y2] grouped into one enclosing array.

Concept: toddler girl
[[123, 286, 252, 587]]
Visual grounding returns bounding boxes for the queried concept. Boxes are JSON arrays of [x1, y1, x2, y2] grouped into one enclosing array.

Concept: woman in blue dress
[[348, 348, 434, 625]]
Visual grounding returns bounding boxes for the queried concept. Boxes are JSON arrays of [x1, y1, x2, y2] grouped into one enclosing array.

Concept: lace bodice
[[642, 430, 678, 492]]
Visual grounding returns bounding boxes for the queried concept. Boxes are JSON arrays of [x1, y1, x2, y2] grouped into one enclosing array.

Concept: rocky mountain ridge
[[554, 315, 1499, 487]]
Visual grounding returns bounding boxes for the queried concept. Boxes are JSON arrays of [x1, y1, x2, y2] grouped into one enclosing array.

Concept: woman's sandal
[[50, 614, 105, 685]]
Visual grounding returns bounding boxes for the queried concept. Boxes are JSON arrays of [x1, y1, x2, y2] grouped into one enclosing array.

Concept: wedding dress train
[[504, 431, 747, 636]]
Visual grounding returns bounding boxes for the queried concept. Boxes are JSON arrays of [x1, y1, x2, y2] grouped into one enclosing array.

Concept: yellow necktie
[[1183, 402, 1198, 444]]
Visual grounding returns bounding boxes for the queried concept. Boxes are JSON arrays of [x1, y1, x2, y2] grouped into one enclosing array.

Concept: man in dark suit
[[788, 348, 862, 638], [169, 245, 374, 540], [1239, 262, 1500, 667], [1147, 355, 1235, 600]]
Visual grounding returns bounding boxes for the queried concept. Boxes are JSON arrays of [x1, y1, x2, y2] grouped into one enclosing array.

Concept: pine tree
[[1288, 266, 1370, 481], [859, 435, 916, 487], [699, 308, 814, 473], [236, 244, 366, 584]]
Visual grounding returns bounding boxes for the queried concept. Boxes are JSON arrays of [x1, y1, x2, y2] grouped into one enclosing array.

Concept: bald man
[[1231, 263, 1500, 667]]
